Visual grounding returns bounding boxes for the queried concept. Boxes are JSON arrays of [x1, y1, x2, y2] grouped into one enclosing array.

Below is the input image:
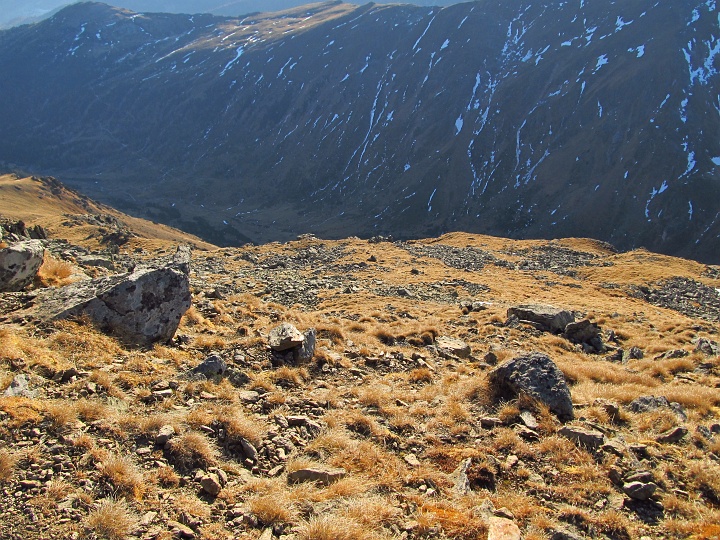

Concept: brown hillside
[[1, 178, 719, 539], [0, 173, 215, 252]]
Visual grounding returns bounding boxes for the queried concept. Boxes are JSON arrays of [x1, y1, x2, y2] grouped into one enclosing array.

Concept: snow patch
[[594, 54, 609, 72], [455, 115, 464, 135], [220, 46, 244, 76]]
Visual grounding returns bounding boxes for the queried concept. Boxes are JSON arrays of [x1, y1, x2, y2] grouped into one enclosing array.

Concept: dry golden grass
[[218, 406, 268, 446], [3, 193, 720, 540], [35, 253, 74, 287], [43, 399, 79, 429], [248, 493, 297, 525], [0, 448, 17, 482], [298, 513, 388, 540], [167, 431, 219, 472], [99, 454, 146, 499], [85, 498, 139, 540]]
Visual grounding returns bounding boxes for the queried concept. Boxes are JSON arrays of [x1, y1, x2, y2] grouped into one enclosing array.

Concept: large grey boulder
[[488, 352, 574, 420], [30, 265, 191, 346], [0, 240, 45, 292], [507, 304, 575, 333]]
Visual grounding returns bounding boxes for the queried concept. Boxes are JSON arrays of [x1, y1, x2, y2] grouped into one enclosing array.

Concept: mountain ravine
[[0, 0, 718, 262]]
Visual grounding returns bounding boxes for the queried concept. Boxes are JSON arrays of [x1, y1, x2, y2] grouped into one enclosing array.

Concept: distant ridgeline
[[0, 0, 718, 262]]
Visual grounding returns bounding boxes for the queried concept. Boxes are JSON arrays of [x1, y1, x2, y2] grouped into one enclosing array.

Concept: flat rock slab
[[559, 425, 605, 450], [436, 336, 471, 358], [0, 240, 44, 292], [507, 304, 574, 333], [489, 352, 574, 420], [269, 323, 304, 351], [27, 265, 191, 346], [287, 466, 346, 485]]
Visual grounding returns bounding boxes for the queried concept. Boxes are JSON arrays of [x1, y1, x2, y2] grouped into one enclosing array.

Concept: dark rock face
[[488, 352, 574, 420], [0, 1, 718, 262], [0, 240, 45, 292], [30, 265, 191, 346]]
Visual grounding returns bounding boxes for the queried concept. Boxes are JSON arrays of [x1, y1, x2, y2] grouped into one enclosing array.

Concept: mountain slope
[[0, 0, 718, 261]]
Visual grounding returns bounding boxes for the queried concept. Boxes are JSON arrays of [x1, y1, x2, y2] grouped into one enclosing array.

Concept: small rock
[[238, 390, 261, 403], [297, 328, 317, 361], [656, 426, 688, 444], [0, 240, 45, 292], [519, 410, 539, 430], [167, 519, 196, 539], [558, 426, 605, 450], [507, 304, 575, 333], [654, 349, 688, 360], [601, 439, 626, 457], [452, 458, 472, 495], [488, 352, 574, 420], [487, 516, 521, 540], [625, 471, 654, 483], [200, 473, 223, 496], [3, 374, 37, 398], [480, 417, 503, 428], [623, 481, 657, 500], [404, 453, 421, 467], [622, 346, 644, 362], [156, 425, 176, 445], [192, 352, 227, 378]]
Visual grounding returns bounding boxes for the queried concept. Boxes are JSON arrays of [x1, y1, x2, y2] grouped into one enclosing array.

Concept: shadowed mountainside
[[0, 0, 718, 261]]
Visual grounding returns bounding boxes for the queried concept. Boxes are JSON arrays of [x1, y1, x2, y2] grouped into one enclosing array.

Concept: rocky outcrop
[[488, 352, 574, 420], [269, 323, 316, 364], [0, 240, 45, 292], [507, 305, 575, 333], [28, 264, 191, 346]]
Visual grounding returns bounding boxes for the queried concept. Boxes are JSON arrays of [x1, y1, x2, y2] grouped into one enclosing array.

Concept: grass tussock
[[167, 431, 218, 472], [99, 454, 146, 499], [36, 254, 74, 287], [0, 448, 17, 482], [85, 498, 139, 540]]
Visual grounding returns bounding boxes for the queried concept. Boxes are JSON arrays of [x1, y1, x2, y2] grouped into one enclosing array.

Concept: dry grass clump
[[327, 409, 390, 439], [35, 253, 74, 287], [408, 367, 433, 384], [49, 320, 123, 367], [270, 365, 309, 387], [0, 448, 17, 482], [248, 492, 297, 525], [85, 497, 139, 540], [43, 399, 79, 429], [297, 513, 389, 540], [167, 431, 219, 472], [218, 407, 268, 446], [156, 465, 181, 487], [99, 454, 146, 499]]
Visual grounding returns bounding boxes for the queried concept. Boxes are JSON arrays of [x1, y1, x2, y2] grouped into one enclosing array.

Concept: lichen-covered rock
[[269, 323, 304, 351], [489, 352, 574, 420], [0, 240, 44, 292], [29, 265, 191, 346]]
